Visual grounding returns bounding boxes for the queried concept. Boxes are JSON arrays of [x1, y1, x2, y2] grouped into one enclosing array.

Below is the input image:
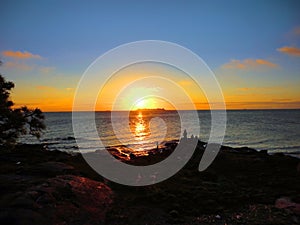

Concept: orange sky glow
[[8, 60, 300, 112]]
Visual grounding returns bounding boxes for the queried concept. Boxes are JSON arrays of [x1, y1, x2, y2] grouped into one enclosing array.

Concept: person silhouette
[[183, 129, 187, 140]]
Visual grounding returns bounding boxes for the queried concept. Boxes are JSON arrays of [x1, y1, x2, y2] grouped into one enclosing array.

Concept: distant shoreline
[[44, 108, 300, 113]]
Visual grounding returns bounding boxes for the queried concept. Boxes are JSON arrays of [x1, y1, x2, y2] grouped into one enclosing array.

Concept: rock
[[27, 191, 39, 199], [0, 209, 47, 225], [62, 136, 75, 141], [236, 147, 257, 153], [1, 142, 300, 224], [0, 175, 113, 225], [275, 197, 293, 209], [33, 162, 75, 176], [215, 214, 221, 219], [275, 197, 300, 215], [10, 196, 36, 208], [169, 209, 179, 218], [129, 153, 136, 159], [259, 150, 268, 155], [33, 175, 113, 223]]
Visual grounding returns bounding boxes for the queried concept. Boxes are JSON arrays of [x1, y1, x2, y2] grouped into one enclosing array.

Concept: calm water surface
[[19, 110, 300, 155]]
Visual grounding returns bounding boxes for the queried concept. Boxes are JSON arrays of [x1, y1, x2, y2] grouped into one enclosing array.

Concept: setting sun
[[95, 62, 206, 111], [133, 98, 159, 110]]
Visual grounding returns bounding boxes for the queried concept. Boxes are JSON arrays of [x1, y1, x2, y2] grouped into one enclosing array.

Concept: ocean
[[19, 109, 300, 156]]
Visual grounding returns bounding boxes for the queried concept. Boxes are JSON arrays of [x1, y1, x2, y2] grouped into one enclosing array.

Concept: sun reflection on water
[[134, 111, 149, 141], [127, 108, 180, 153]]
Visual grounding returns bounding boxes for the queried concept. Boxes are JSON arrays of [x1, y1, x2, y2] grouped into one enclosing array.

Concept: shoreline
[[18, 132, 300, 158], [37, 138, 300, 161], [1, 142, 300, 224]]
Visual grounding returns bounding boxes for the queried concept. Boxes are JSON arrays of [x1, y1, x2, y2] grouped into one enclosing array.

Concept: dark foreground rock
[[0, 145, 113, 225], [0, 175, 112, 225], [0, 143, 300, 224]]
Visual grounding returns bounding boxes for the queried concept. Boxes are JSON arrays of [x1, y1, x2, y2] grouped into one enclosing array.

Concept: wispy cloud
[[237, 86, 283, 92], [4, 61, 34, 71], [225, 100, 300, 108], [2, 50, 42, 59], [39, 66, 55, 74], [1, 50, 53, 73], [65, 87, 74, 91], [277, 46, 300, 57], [271, 98, 293, 102], [237, 87, 254, 91], [4, 61, 55, 73], [36, 85, 56, 91], [222, 59, 278, 70]]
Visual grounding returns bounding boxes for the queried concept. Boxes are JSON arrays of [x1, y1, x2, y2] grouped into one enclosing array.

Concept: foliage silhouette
[[0, 61, 45, 146]]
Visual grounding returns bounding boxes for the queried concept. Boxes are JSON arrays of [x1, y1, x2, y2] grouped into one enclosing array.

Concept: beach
[[1, 141, 299, 224]]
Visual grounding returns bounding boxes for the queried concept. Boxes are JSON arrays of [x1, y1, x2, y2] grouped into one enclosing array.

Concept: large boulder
[[0, 175, 113, 225]]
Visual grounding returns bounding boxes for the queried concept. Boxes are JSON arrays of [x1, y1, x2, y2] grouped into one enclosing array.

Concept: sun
[[135, 99, 147, 108], [133, 98, 157, 110]]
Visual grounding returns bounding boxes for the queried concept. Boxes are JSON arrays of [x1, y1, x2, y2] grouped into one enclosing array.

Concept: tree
[[0, 62, 45, 146]]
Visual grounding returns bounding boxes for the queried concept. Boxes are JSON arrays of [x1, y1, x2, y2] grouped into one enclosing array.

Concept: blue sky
[[1, 0, 300, 110]]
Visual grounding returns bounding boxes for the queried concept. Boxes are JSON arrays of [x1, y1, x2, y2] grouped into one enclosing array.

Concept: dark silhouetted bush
[[0, 61, 45, 146]]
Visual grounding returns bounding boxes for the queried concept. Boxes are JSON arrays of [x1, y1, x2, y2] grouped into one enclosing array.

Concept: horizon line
[[43, 108, 300, 113]]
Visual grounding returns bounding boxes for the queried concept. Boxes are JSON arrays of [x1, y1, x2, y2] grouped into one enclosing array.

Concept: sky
[[0, 0, 300, 111]]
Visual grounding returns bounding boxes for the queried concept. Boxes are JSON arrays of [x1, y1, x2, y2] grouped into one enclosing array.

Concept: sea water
[[19, 110, 300, 156]]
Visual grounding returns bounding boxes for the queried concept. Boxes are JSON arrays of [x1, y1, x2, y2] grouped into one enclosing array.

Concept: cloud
[[271, 98, 293, 102], [255, 59, 278, 67], [1, 50, 56, 73], [4, 61, 34, 71], [2, 50, 42, 59], [197, 99, 300, 109], [277, 46, 300, 57], [3, 61, 55, 73], [237, 86, 282, 92], [36, 85, 56, 91], [39, 66, 55, 74], [237, 87, 252, 91], [222, 58, 278, 70]]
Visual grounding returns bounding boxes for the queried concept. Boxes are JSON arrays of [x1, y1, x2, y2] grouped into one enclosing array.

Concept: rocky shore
[[0, 142, 300, 225]]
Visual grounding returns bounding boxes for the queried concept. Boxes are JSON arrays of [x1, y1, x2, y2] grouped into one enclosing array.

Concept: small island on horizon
[[135, 108, 167, 112]]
